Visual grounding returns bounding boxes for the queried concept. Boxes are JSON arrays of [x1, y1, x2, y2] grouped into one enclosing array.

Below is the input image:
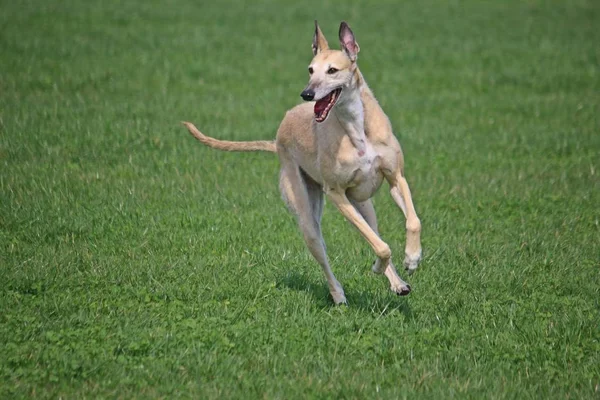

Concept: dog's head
[[300, 21, 360, 123]]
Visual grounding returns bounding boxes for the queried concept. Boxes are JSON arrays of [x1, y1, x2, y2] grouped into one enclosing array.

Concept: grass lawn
[[1, 0, 599, 398]]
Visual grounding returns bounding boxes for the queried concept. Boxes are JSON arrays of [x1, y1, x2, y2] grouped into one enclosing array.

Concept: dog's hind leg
[[350, 198, 411, 295], [386, 171, 422, 274], [279, 162, 346, 305]]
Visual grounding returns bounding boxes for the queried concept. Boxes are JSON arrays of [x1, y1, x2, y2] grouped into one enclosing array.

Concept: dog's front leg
[[351, 198, 413, 292], [387, 172, 422, 274], [326, 189, 411, 296]]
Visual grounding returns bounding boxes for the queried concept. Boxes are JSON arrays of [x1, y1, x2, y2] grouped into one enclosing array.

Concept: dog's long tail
[[182, 122, 276, 153]]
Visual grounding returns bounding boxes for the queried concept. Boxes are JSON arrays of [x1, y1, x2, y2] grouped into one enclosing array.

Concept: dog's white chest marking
[[318, 89, 385, 201], [354, 143, 382, 175], [336, 92, 368, 155], [337, 141, 384, 201]]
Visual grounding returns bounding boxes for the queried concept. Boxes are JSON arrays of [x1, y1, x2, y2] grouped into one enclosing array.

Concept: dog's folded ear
[[312, 20, 330, 56], [339, 21, 360, 62]]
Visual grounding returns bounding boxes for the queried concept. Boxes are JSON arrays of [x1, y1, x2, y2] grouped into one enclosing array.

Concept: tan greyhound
[[182, 21, 422, 304]]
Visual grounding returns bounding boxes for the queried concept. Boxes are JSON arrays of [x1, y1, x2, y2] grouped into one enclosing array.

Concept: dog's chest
[[323, 136, 385, 201], [347, 149, 385, 201]]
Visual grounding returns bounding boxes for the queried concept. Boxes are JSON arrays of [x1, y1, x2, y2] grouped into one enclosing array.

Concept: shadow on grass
[[277, 271, 413, 317]]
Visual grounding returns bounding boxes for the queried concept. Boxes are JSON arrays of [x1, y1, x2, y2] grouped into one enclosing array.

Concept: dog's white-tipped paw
[[391, 282, 411, 296], [331, 291, 347, 305], [403, 250, 422, 275]]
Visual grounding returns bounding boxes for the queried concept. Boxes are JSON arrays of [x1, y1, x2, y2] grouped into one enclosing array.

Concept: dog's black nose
[[300, 89, 315, 101]]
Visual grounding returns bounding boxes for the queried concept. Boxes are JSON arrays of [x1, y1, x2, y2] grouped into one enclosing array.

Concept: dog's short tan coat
[[183, 22, 422, 304]]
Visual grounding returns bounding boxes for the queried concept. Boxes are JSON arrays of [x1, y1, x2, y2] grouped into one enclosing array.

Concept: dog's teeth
[[315, 89, 341, 123]]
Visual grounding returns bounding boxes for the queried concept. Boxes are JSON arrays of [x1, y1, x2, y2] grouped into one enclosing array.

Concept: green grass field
[[1, 0, 599, 398]]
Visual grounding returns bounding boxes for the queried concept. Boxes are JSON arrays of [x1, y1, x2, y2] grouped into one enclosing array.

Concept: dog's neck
[[333, 68, 368, 155]]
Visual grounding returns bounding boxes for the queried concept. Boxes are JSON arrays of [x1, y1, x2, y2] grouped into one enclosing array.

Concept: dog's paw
[[403, 250, 422, 275], [391, 283, 411, 296], [331, 291, 347, 305]]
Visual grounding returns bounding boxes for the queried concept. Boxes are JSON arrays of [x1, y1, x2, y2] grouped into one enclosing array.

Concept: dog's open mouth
[[314, 88, 342, 123]]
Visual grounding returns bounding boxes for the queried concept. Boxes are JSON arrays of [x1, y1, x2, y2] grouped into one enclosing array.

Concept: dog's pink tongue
[[314, 93, 331, 115]]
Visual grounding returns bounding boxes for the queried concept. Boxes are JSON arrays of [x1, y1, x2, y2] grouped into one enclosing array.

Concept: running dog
[[182, 21, 422, 304]]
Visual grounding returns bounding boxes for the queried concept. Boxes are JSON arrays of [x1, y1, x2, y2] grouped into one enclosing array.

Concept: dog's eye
[[308, 67, 314, 75], [327, 67, 338, 74]]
